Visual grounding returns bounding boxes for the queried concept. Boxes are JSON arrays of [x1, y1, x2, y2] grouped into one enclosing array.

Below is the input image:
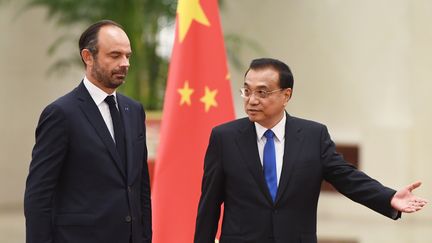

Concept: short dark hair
[[78, 19, 124, 66], [245, 58, 294, 89]]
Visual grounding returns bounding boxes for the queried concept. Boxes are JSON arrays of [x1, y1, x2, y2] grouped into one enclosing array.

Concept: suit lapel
[[236, 120, 274, 204], [275, 115, 303, 204], [75, 82, 126, 178], [117, 95, 136, 184]]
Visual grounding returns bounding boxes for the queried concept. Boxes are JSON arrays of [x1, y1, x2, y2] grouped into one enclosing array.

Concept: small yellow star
[[200, 86, 218, 112], [178, 81, 194, 106], [177, 0, 210, 42]]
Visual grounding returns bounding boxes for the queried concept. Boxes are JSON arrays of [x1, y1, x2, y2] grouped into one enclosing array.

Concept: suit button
[[128, 186, 132, 192], [125, 216, 132, 222]]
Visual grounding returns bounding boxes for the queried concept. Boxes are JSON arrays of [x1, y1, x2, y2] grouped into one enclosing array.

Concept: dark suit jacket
[[24, 82, 152, 243], [194, 114, 398, 243]]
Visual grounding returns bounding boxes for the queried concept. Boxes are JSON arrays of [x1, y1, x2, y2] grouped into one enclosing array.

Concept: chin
[[110, 80, 125, 88], [246, 115, 259, 123]]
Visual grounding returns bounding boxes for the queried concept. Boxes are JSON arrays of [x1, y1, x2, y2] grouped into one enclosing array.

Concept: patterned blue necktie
[[263, 129, 277, 202]]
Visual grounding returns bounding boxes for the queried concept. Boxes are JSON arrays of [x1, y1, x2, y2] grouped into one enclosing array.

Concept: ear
[[283, 88, 292, 106], [81, 49, 94, 67], [285, 88, 292, 100]]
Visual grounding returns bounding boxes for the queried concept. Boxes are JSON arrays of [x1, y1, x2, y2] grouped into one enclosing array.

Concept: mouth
[[247, 109, 261, 114], [113, 73, 127, 80], [112, 68, 128, 78]]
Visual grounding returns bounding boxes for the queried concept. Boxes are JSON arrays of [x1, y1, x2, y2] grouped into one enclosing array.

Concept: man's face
[[243, 68, 292, 128], [88, 25, 132, 92]]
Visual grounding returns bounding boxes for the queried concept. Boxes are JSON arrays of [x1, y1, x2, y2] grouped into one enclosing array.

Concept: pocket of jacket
[[54, 214, 95, 226]]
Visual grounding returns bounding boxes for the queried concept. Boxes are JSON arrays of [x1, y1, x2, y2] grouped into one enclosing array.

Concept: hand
[[391, 181, 428, 213]]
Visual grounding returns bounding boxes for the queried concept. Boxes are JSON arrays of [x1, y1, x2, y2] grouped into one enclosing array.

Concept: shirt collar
[[255, 112, 286, 142], [83, 76, 117, 106]]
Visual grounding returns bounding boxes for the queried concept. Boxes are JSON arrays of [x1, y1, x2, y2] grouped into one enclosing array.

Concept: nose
[[247, 93, 260, 105], [120, 55, 130, 68]]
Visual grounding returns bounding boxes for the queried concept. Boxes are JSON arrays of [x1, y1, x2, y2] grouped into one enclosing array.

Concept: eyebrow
[[108, 50, 132, 55], [243, 82, 270, 89]]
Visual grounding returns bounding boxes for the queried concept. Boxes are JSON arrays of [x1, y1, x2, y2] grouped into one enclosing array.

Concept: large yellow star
[[177, 0, 210, 42], [200, 86, 218, 112], [178, 81, 194, 106]]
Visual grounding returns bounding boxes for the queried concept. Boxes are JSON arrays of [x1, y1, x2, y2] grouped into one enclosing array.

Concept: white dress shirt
[[255, 112, 286, 186], [83, 77, 117, 141]]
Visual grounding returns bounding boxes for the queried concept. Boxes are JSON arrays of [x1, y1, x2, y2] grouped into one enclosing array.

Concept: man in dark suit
[[24, 20, 152, 243], [194, 58, 427, 243]]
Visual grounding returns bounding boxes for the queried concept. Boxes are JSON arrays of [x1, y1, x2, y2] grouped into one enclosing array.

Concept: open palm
[[390, 181, 428, 213]]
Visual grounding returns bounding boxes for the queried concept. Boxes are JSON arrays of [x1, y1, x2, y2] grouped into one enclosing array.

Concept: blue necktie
[[263, 129, 277, 202]]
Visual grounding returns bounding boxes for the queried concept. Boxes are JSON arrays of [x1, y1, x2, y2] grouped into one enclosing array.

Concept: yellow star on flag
[[178, 81, 194, 106], [200, 86, 218, 112], [177, 0, 210, 43]]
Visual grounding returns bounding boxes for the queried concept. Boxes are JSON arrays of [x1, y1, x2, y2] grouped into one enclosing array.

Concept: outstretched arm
[[391, 181, 428, 213]]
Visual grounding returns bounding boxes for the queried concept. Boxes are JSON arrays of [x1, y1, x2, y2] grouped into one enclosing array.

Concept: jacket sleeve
[[194, 129, 225, 243], [24, 104, 69, 243], [320, 125, 399, 219], [139, 106, 152, 243]]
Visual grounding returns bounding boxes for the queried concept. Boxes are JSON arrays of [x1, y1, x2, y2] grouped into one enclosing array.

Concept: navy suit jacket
[[24, 82, 152, 243], [195, 114, 397, 243]]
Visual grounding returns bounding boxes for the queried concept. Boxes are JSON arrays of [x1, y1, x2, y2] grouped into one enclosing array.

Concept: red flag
[[152, 0, 234, 242]]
